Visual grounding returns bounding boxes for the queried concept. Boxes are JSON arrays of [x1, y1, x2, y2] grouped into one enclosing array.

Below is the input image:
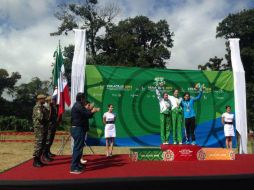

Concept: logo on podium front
[[197, 149, 206, 160], [163, 150, 174, 161], [131, 152, 138, 162]]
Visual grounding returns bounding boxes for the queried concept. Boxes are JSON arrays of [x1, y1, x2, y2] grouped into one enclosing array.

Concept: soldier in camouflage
[[44, 95, 58, 159], [32, 94, 48, 167]]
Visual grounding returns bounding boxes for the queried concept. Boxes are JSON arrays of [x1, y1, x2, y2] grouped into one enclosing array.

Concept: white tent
[[229, 38, 248, 154]]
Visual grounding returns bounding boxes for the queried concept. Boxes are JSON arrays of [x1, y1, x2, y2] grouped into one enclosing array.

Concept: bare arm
[[103, 117, 106, 125], [193, 91, 203, 101], [155, 88, 162, 101], [221, 116, 225, 125]]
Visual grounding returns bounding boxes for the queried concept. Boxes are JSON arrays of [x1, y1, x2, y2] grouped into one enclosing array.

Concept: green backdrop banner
[[85, 65, 235, 147]]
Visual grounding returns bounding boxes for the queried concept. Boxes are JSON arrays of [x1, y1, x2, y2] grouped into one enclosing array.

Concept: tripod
[[57, 133, 95, 155]]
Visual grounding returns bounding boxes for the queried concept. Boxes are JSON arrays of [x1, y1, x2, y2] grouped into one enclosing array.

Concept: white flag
[[71, 29, 87, 107], [229, 38, 248, 154]]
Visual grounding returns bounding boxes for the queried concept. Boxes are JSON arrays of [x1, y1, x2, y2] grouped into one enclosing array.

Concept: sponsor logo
[[163, 150, 174, 161], [197, 149, 206, 160], [131, 152, 138, 162], [107, 84, 133, 91], [229, 150, 235, 160], [179, 149, 193, 155]]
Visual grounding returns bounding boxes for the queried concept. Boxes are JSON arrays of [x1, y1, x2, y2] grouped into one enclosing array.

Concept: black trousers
[[185, 117, 196, 141], [70, 126, 85, 171]]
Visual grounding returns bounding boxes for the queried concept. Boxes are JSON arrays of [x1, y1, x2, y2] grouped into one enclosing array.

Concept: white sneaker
[[80, 158, 87, 164], [179, 142, 182, 145]]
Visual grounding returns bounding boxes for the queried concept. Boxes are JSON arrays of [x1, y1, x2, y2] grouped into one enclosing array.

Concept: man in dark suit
[[70, 93, 99, 174]]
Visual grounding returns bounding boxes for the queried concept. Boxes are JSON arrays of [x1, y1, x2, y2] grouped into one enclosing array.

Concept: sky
[[0, 0, 254, 85]]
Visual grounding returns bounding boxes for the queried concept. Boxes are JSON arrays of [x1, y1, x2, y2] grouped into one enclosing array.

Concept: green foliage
[[53, 12, 174, 86], [13, 77, 50, 121], [62, 45, 74, 87], [198, 56, 230, 71], [0, 116, 31, 131], [246, 83, 254, 131], [0, 68, 21, 117], [216, 8, 254, 81], [0, 68, 21, 96], [96, 16, 174, 68], [15, 77, 50, 101], [51, 0, 120, 57]]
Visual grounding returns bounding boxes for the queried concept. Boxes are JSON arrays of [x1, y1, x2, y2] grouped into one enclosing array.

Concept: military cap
[[45, 96, 51, 101], [37, 94, 46, 99]]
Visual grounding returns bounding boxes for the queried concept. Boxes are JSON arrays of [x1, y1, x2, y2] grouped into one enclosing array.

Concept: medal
[[185, 102, 190, 112]]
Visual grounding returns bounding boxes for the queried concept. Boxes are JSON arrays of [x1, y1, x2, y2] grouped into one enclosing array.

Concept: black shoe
[[43, 156, 54, 162], [33, 161, 43, 167], [48, 152, 56, 157], [78, 163, 85, 170], [33, 157, 44, 167]]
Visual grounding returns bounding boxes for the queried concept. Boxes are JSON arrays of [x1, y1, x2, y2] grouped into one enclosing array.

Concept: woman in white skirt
[[221, 105, 235, 149], [103, 104, 116, 157]]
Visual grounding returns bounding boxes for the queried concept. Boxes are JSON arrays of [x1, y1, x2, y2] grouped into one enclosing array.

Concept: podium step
[[161, 144, 202, 161], [130, 148, 163, 161], [198, 148, 235, 160], [130, 145, 235, 161]]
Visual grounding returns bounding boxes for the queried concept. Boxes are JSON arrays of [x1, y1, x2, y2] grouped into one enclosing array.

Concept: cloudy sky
[[0, 0, 254, 85]]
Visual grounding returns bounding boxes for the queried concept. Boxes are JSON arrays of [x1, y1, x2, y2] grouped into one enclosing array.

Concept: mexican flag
[[52, 44, 71, 118]]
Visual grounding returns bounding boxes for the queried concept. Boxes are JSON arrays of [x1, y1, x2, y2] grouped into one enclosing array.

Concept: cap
[[45, 96, 51, 101], [37, 94, 46, 99]]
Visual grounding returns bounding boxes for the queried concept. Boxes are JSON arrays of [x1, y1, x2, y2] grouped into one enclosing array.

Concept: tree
[[13, 77, 50, 120], [246, 83, 254, 131], [216, 8, 254, 81], [0, 69, 21, 116], [198, 56, 229, 71], [96, 16, 174, 68], [51, 0, 120, 58], [62, 45, 74, 87], [0, 68, 21, 97]]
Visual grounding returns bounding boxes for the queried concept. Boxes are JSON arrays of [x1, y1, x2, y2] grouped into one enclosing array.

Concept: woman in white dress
[[103, 104, 116, 157], [221, 105, 235, 149]]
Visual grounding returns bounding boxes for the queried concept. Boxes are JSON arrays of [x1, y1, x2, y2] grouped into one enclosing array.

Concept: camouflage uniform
[[45, 102, 58, 156], [32, 102, 48, 158]]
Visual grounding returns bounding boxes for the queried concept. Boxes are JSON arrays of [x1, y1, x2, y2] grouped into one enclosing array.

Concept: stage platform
[[0, 153, 254, 190]]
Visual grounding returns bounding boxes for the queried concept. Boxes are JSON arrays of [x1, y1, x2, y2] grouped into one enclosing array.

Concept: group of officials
[[32, 94, 58, 167], [32, 92, 99, 173]]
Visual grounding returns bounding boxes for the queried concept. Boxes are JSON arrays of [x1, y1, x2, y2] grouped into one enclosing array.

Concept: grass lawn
[[0, 134, 132, 173]]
